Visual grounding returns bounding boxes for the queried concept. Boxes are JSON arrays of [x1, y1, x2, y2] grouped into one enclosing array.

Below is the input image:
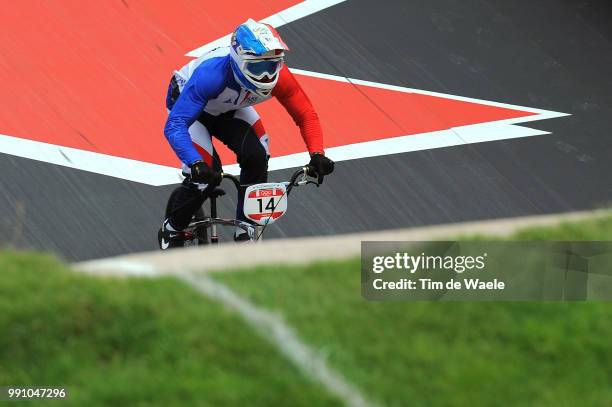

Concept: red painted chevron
[[0, 0, 545, 174]]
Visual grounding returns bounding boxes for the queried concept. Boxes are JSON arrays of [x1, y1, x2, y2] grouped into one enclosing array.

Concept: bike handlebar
[[286, 165, 317, 194], [288, 165, 315, 184], [215, 164, 318, 241], [220, 164, 318, 194]]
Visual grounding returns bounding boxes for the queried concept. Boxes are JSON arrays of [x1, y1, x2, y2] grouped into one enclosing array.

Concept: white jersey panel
[[172, 46, 273, 116]]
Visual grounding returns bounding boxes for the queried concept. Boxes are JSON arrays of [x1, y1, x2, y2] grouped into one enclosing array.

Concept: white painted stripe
[[0, 123, 557, 187], [181, 274, 379, 407], [289, 68, 570, 120], [452, 122, 550, 144], [250, 122, 551, 171], [0, 133, 183, 186], [185, 0, 348, 58], [328, 129, 464, 162], [325, 125, 549, 163]]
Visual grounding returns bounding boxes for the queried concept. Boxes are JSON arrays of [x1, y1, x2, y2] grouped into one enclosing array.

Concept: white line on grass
[[180, 273, 379, 407]]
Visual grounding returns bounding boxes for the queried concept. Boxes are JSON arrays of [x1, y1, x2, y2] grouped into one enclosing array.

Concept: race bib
[[243, 182, 287, 225]]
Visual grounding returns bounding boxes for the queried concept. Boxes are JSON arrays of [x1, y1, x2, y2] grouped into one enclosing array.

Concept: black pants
[[165, 109, 269, 230]]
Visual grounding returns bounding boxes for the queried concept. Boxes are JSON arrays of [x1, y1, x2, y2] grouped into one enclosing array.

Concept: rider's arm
[[272, 65, 325, 155], [164, 72, 223, 166]]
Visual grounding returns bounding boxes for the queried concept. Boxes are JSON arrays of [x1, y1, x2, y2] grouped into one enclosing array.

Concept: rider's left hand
[[308, 153, 334, 184]]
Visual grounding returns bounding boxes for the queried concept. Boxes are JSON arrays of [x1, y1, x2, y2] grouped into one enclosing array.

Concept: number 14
[[257, 198, 275, 212]]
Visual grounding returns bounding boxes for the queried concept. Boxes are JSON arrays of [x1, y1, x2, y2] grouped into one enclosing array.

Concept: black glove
[[189, 161, 222, 186], [308, 153, 334, 184]]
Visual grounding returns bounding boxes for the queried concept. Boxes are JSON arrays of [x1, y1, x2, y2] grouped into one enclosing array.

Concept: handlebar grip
[[304, 165, 316, 177]]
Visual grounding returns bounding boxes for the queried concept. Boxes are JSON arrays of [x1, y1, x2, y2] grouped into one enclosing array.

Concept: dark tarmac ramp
[[1, 0, 611, 261]]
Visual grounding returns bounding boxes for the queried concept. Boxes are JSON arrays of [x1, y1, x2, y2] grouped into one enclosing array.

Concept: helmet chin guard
[[230, 19, 289, 96]]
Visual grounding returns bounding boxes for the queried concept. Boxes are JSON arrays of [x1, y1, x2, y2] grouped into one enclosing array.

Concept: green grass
[[462, 213, 612, 241], [512, 214, 612, 240], [213, 215, 612, 406], [0, 251, 342, 407], [2, 215, 611, 406]]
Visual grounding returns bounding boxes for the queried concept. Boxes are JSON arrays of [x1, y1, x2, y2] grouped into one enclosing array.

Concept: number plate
[[243, 182, 287, 225]]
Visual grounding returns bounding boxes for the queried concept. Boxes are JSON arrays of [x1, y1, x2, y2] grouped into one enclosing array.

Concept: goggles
[[243, 58, 283, 79]]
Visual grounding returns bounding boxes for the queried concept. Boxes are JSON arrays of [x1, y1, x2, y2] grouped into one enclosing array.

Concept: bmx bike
[[168, 165, 320, 246]]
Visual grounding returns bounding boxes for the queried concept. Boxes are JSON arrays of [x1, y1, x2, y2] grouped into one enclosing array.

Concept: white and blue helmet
[[230, 19, 289, 96]]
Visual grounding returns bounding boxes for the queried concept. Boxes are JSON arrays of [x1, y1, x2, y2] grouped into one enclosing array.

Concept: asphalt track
[[1, 0, 611, 261]]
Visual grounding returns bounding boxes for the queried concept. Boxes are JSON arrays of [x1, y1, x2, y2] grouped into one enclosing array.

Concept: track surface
[[1, 0, 611, 261]]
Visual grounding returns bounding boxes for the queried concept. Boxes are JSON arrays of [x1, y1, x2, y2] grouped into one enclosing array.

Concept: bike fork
[[210, 196, 219, 244]]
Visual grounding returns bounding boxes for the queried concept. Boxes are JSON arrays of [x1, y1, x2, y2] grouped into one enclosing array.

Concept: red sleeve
[[272, 65, 324, 155]]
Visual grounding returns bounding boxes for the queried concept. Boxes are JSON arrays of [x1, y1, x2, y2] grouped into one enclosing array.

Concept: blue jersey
[[164, 47, 272, 165], [164, 47, 325, 167]]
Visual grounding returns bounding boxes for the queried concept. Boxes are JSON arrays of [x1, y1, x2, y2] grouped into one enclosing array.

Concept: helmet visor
[[244, 59, 282, 78]]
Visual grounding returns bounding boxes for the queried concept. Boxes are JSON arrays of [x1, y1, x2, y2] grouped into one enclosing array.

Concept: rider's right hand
[[189, 161, 222, 186]]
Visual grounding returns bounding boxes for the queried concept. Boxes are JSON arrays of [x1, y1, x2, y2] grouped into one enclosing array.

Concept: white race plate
[[243, 182, 287, 225]]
